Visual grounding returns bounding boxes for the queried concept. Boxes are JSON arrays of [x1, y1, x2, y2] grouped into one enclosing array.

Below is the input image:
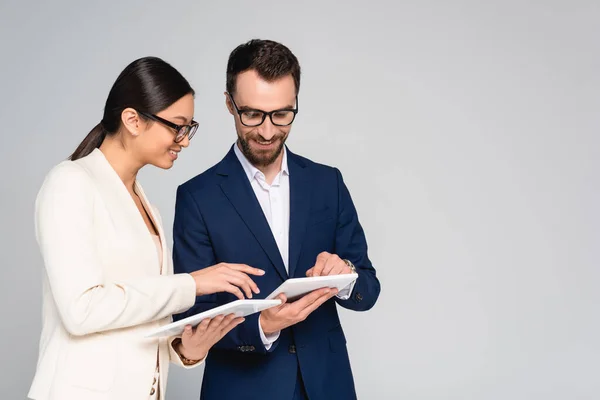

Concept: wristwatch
[[343, 259, 357, 273]]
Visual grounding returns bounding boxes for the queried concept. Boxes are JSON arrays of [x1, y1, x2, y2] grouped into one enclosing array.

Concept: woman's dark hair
[[226, 39, 301, 95], [70, 56, 195, 160]]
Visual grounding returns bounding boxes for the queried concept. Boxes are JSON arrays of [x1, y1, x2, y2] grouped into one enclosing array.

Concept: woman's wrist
[[172, 338, 205, 365]]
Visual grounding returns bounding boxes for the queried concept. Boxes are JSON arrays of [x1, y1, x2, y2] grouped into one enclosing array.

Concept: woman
[[27, 57, 264, 400]]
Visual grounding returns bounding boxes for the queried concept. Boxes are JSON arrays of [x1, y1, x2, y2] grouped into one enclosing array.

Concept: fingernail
[[255, 288, 261, 294], [258, 269, 266, 275]]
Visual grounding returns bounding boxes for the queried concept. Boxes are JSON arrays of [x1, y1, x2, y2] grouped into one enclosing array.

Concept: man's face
[[226, 69, 297, 168]]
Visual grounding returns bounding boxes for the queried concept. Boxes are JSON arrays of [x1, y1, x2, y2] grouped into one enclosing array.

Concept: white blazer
[[28, 148, 201, 400]]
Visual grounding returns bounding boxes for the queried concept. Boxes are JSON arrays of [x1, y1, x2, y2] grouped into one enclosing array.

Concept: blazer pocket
[[65, 334, 117, 392], [308, 207, 334, 227]]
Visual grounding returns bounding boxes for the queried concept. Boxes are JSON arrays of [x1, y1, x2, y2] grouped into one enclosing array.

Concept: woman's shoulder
[[37, 159, 95, 204], [43, 159, 92, 186]]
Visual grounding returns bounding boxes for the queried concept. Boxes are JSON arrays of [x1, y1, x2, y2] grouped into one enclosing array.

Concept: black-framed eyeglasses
[[227, 93, 298, 127], [138, 111, 199, 143]]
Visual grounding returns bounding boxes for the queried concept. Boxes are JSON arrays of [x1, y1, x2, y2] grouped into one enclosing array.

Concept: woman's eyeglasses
[[138, 111, 198, 143]]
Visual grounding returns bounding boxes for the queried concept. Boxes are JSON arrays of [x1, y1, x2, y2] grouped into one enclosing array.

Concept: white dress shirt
[[233, 144, 354, 349]]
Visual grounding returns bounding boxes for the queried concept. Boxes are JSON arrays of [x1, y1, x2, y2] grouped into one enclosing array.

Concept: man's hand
[[260, 288, 338, 336], [306, 251, 352, 277]]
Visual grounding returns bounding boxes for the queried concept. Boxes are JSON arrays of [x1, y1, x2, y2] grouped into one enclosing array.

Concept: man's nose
[[256, 116, 277, 140]]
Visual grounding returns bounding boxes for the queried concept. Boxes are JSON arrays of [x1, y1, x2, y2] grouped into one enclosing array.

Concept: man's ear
[[224, 92, 235, 115], [121, 108, 141, 136]]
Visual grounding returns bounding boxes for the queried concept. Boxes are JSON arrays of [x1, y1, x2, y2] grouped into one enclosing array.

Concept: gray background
[[1, 0, 599, 399]]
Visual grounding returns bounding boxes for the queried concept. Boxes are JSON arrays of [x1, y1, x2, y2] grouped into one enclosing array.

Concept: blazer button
[[355, 293, 363, 302], [289, 345, 297, 354]]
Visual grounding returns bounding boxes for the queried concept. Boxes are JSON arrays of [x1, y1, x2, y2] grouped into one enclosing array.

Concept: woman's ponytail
[[69, 122, 107, 161]]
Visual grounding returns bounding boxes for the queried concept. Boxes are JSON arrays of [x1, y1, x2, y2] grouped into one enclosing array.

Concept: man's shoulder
[[177, 148, 345, 197], [288, 150, 340, 178], [178, 162, 222, 197]]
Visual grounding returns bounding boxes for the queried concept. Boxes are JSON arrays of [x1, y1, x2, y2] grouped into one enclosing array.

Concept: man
[[173, 39, 381, 400]]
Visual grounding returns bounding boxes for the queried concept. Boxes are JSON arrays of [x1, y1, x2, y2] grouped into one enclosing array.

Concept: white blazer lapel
[[134, 181, 169, 276], [81, 148, 163, 276]]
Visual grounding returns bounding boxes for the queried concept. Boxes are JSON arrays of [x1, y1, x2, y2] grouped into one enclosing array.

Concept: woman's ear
[[121, 108, 141, 136]]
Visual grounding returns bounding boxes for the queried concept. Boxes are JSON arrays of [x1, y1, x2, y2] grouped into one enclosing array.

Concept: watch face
[[344, 259, 356, 272]]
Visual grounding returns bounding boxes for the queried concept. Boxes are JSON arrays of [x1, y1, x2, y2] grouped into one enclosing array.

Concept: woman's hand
[[177, 314, 244, 361], [190, 263, 265, 300]]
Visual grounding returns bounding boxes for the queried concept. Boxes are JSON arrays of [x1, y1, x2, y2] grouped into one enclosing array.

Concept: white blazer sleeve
[[35, 162, 197, 336]]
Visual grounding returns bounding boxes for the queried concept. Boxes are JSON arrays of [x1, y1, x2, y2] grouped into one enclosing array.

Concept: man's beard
[[238, 133, 287, 168]]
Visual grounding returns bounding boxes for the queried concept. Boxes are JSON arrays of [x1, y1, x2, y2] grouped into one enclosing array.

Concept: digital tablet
[[144, 299, 282, 338], [266, 273, 358, 302]]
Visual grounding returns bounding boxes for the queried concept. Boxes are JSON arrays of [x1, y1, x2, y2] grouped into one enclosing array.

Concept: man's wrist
[[343, 259, 357, 273], [258, 315, 280, 350], [260, 314, 276, 336]]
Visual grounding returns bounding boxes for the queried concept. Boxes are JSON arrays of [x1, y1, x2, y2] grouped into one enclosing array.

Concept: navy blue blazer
[[172, 145, 380, 400]]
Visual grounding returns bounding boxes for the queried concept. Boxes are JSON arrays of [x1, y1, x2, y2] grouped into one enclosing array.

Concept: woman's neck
[[98, 138, 142, 193]]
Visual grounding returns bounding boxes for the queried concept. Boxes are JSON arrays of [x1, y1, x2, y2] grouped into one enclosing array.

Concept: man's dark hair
[[226, 39, 301, 95]]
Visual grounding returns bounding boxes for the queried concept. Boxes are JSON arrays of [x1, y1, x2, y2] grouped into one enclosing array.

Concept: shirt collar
[[233, 142, 289, 183]]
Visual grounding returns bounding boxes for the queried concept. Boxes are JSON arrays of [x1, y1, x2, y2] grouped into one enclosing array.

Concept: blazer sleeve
[[172, 184, 270, 355], [35, 162, 197, 336], [332, 167, 381, 311]]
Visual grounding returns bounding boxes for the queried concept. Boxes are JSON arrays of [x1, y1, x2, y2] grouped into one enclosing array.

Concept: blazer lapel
[[217, 148, 288, 281], [134, 181, 168, 275], [83, 149, 161, 275], [287, 150, 312, 277]]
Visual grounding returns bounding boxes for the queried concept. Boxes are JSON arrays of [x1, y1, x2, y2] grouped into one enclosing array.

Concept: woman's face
[[134, 93, 195, 169]]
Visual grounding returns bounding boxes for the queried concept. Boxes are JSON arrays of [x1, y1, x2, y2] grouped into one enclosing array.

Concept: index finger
[[297, 289, 338, 318], [227, 263, 266, 276], [291, 287, 331, 309], [311, 258, 327, 277]]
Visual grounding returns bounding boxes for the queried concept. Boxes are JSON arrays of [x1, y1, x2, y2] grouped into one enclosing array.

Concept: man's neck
[[236, 141, 284, 185], [260, 155, 284, 185]]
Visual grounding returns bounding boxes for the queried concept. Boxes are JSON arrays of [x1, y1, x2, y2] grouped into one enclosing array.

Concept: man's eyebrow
[[238, 104, 296, 111]]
